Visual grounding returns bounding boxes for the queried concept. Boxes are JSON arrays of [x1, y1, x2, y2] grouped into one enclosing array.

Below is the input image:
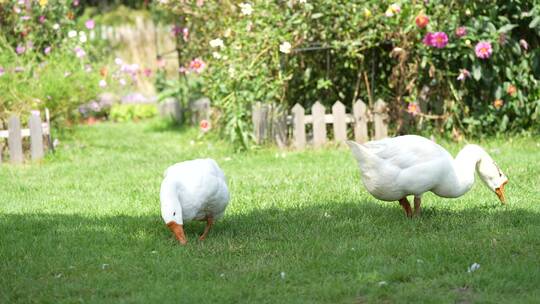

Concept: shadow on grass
[[144, 118, 190, 134], [1, 200, 538, 251], [1, 201, 539, 302]]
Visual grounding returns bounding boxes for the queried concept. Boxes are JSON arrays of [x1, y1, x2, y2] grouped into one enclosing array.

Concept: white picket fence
[[0, 110, 51, 164], [252, 99, 389, 149]]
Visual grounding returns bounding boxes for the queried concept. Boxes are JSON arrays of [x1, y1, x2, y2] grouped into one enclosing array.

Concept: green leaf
[[311, 13, 324, 19], [495, 86, 502, 99], [498, 24, 517, 33], [472, 64, 482, 81], [499, 115, 509, 132], [530, 16, 540, 28]]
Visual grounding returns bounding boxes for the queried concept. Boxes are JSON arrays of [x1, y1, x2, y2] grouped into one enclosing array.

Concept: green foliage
[[109, 103, 157, 122], [157, 1, 540, 148], [0, 37, 101, 125], [1, 121, 539, 303]]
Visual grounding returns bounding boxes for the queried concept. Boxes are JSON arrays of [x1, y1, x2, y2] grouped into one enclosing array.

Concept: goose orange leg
[[414, 196, 422, 217], [399, 198, 413, 218], [198, 216, 214, 241]]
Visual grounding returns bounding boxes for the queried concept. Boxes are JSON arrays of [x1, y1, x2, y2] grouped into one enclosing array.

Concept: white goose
[[346, 135, 508, 217], [160, 158, 230, 244]]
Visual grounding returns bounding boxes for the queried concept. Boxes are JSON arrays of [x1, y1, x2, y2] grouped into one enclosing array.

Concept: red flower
[[200, 119, 210, 132], [415, 14, 429, 29]]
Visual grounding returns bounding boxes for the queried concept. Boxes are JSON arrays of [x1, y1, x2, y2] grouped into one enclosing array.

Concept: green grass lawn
[[1, 120, 539, 303]]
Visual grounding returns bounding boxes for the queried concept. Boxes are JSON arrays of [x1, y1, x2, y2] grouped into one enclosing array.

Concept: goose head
[[477, 156, 509, 204], [160, 201, 187, 244]]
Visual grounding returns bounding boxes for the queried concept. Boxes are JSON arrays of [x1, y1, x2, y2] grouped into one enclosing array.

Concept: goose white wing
[[364, 135, 448, 169]]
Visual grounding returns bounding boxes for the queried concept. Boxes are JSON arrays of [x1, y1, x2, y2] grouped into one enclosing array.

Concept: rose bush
[[157, 0, 540, 148]]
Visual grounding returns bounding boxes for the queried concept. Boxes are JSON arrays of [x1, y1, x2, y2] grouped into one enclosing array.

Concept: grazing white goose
[[346, 135, 508, 217], [160, 158, 230, 244]]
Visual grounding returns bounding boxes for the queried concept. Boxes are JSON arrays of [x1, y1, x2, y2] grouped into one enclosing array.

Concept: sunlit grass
[[1, 120, 539, 303]]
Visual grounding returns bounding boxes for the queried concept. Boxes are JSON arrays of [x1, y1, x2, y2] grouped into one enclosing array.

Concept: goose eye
[[173, 212, 176, 216]]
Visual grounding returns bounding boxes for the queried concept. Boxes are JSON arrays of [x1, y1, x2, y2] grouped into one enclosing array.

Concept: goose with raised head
[[160, 158, 230, 244], [346, 135, 508, 217]]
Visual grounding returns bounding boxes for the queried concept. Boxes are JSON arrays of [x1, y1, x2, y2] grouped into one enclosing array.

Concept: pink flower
[[189, 58, 206, 73], [39, 15, 46, 24], [179, 66, 187, 74], [44, 46, 51, 55], [422, 32, 434, 46], [85, 19, 95, 30], [14, 67, 24, 73], [182, 28, 189, 41], [519, 39, 528, 51], [143, 68, 152, 77], [407, 102, 421, 116], [74, 47, 86, 58], [73, 0, 80, 6], [431, 32, 448, 48], [0, 67, 4, 76], [21, 15, 30, 21], [196, 0, 205, 7], [455, 26, 467, 37], [457, 69, 470, 81], [16, 45, 26, 54], [475, 41, 492, 59], [171, 25, 181, 37]]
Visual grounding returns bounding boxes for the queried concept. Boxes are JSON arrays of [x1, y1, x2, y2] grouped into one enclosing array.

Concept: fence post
[[332, 101, 347, 144], [312, 102, 327, 148], [29, 111, 44, 161], [292, 103, 306, 149], [45, 108, 53, 152], [373, 99, 389, 140], [190, 97, 211, 125], [252, 102, 262, 144], [252, 102, 271, 144], [8, 116, 23, 164], [353, 99, 369, 143], [272, 105, 288, 149]]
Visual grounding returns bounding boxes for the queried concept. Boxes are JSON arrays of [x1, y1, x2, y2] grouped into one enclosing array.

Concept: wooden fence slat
[[8, 116, 23, 164], [332, 101, 347, 143], [373, 99, 389, 140], [273, 105, 288, 149], [252, 102, 262, 144], [312, 101, 327, 148], [292, 103, 306, 149], [29, 112, 44, 160], [353, 99, 369, 143]]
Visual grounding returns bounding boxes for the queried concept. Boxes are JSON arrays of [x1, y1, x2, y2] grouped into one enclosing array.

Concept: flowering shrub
[[128, 2, 540, 144], [0, 0, 128, 126]]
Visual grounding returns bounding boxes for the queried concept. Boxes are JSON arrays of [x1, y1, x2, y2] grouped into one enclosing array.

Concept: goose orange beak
[[495, 180, 508, 204], [167, 221, 187, 245]]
